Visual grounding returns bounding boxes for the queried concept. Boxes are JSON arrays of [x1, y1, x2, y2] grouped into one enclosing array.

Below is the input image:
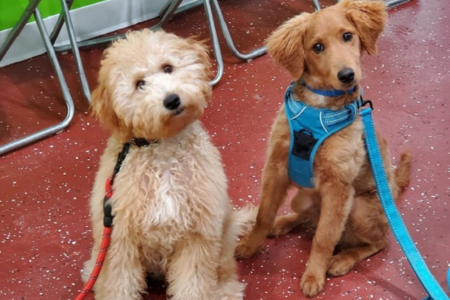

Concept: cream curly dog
[[82, 29, 252, 300]]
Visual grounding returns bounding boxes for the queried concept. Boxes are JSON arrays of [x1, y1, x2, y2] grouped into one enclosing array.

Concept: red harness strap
[[74, 226, 112, 300], [74, 176, 115, 300], [74, 139, 155, 299], [74, 142, 132, 300]]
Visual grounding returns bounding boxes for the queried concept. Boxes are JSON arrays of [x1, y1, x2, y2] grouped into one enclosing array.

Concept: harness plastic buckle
[[357, 97, 373, 110], [292, 129, 318, 161]]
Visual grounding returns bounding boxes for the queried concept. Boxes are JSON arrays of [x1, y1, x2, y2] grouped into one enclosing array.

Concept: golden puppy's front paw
[[234, 237, 261, 259], [327, 254, 355, 277], [269, 214, 299, 237], [300, 270, 325, 298]]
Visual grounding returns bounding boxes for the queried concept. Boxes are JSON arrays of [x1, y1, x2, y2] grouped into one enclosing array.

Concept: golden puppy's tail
[[394, 151, 412, 199], [233, 204, 259, 237]]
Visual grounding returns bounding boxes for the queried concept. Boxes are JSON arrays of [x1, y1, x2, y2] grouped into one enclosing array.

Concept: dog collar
[[302, 79, 357, 97], [129, 137, 159, 147]]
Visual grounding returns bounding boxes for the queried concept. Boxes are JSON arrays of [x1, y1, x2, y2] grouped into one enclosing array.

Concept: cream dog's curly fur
[[82, 29, 251, 300]]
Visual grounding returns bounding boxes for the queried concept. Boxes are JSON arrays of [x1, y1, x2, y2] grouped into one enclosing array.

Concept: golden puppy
[[83, 29, 250, 300], [235, 0, 411, 297]]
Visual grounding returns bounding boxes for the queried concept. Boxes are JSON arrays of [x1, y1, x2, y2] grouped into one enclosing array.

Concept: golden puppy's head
[[267, 0, 387, 91], [91, 29, 212, 141]]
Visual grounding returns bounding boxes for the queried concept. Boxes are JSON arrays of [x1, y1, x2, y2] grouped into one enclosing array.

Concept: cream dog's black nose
[[164, 94, 181, 110], [337, 68, 355, 84]]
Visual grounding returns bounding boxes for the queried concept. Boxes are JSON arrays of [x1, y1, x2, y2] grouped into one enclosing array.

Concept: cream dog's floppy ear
[[90, 82, 122, 133], [185, 37, 213, 101], [344, 0, 388, 55], [266, 13, 312, 79], [186, 37, 212, 78]]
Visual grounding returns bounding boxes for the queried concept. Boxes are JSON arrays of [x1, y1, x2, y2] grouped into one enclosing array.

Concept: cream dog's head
[[91, 29, 212, 141]]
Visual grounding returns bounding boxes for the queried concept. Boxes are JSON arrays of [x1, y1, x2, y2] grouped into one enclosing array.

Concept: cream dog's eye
[[136, 80, 146, 90], [163, 64, 173, 74]]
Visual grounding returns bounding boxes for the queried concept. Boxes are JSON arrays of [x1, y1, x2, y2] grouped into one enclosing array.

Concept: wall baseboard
[[0, 0, 200, 67]]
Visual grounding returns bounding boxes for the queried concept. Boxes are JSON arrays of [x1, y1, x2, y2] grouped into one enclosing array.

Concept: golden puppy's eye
[[163, 64, 173, 74], [343, 32, 353, 42], [136, 80, 145, 90], [313, 43, 324, 53]]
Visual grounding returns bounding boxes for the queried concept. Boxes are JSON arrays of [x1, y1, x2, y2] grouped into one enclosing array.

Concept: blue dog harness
[[284, 80, 450, 297], [285, 82, 359, 188]]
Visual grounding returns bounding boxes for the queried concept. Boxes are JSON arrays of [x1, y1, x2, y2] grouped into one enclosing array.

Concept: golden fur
[[235, 0, 412, 297], [83, 29, 253, 300]]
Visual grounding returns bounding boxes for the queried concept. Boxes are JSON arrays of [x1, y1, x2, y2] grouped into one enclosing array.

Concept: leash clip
[[357, 97, 373, 110]]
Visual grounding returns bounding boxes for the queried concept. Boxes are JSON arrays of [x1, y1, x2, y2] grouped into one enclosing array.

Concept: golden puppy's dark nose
[[337, 68, 355, 84], [164, 93, 181, 110]]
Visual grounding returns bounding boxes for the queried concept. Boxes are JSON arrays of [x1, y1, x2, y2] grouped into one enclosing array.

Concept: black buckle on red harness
[[103, 201, 114, 228]]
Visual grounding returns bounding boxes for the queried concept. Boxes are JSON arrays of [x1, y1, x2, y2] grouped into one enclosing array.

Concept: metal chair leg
[[153, 0, 184, 31], [210, 0, 267, 61], [312, 0, 321, 11], [59, 0, 91, 102], [160, 0, 202, 16], [49, 0, 75, 44], [203, 0, 224, 86], [387, 0, 412, 8], [0, 5, 75, 155], [46, 0, 90, 102]]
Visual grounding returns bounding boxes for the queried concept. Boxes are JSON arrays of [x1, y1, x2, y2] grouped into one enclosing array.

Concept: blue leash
[[359, 103, 450, 300]]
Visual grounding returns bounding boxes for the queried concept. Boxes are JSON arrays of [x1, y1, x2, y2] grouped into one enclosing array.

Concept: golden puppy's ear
[[90, 83, 120, 132], [266, 13, 311, 79], [344, 0, 388, 55]]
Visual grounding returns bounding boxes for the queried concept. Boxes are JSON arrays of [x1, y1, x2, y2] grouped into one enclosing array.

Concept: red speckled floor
[[1, 0, 449, 299]]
